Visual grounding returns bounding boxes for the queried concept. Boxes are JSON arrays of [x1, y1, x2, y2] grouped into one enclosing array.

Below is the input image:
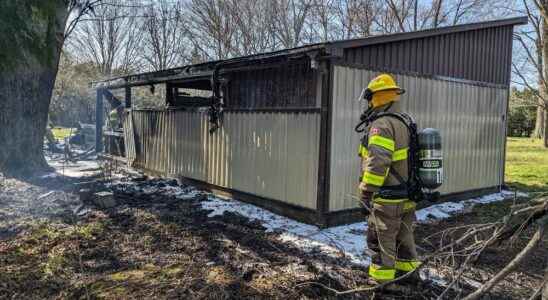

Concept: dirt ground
[[0, 173, 545, 299]]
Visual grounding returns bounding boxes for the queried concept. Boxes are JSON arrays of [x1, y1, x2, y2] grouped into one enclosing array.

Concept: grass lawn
[[505, 137, 548, 193], [50, 127, 75, 142]]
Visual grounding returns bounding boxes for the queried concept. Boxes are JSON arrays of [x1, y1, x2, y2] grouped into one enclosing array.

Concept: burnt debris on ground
[[1, 173, 458, 299], [0, 170, 543, 299]]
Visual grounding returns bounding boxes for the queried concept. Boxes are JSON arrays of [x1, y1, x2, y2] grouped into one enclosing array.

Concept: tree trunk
[[537, 70, 548, 147], [544, 110, 548, 148], [533, 105, 546, 139], [533, 34, 545, 141], [543, 264, 547, 300], [541, 13, 548, 148], [0, 1, 68, 175]]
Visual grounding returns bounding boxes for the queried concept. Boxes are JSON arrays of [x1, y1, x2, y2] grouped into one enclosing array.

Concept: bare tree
[[321, 0, 380, 40], [512, 0, 548, 147], [186, 0, 237, 60], [226, 0, 277, 55], [374, 0, 490, 33], [347, 0, 379, 38], [271, 0, 315, 48], [67, 0, 145, 76], [448, 0, 491, 25], [382, 0, 413, 32], [141, 0, 188, 71], [159, 0, 493, 61], [307, 0, 337, 42]]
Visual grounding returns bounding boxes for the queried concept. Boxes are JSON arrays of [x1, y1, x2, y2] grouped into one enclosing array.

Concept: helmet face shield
[[356, 88, 367, 102], [356, 88, 373, 102]]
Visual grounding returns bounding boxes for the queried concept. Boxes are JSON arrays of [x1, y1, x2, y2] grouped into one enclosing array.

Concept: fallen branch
[[295, 196, 548, 297], [497, 199, 548, 243], [463, 217, 547, 300], [527, 283, 544, 300]]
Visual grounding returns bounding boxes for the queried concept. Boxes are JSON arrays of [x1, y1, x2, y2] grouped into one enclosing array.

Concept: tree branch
[[463, 220, 546, 300]]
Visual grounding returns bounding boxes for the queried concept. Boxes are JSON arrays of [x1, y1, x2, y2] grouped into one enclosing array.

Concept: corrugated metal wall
[[225, 60, 318, 108], [123, 111, 137, 165], [126, 110, 320, 209], [329, 66, 508, 211], [342, 25, 514, 86]]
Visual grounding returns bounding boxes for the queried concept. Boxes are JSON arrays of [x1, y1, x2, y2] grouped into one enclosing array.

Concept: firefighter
[[108, 105, 124, 130], [357, 74, 421, 284]]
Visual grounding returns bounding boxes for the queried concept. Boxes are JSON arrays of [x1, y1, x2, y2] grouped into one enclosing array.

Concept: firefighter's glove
[[360, 191, 374, 216]]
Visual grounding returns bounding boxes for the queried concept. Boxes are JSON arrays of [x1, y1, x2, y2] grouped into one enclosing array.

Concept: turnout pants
[[367, 199, 420, 281]]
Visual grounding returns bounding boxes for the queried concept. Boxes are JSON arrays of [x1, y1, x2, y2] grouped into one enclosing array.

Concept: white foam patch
[[106, 178, 521, 267], [200, 195, 369, 265], [44, 157, 101, 178], [200, 191, 519, 266], [416, 202, 465, 222]]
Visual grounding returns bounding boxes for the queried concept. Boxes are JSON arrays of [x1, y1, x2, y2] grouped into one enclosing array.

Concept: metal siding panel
[[160, 111, 166, 174], [499, 88, 508, 185], [454, 33, 461, 78], [459, 32, 466, 79], [450, 33, 457, 77], [474, 31, 487, 81], [413, 39, 419, 73], [122, 112, 136, 165], [329, 66, 508, 211], [427, 37, 434, 75], [479, 30, 486, 82], [344, 25, 514, 85], [488, 29, 495, 82], [163, 112, 169, 174], [155, 112, 161, 173], [497, 27, 505, 85], [144, 113, 149, 170], [469, 30, 477, 83], [447, 34, 454, 77], [129, 110, 320, 209], [157, 112, 163, 173], [435, 35, 443, 76], [487, 28, 495, 83], [370, 46, 377, 69], [147, 113, 153, 171], [505, 26, 513, 85]]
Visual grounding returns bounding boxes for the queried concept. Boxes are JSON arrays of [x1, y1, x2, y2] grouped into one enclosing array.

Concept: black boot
[[396, 270, 422, 285]]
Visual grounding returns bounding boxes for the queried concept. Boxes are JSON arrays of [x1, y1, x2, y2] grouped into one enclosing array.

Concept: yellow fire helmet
[[361, 74, 405, 108]]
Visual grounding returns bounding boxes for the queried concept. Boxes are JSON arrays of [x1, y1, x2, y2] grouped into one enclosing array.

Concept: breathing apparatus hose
[[354, 109, 374, 133], [354, 103, 393, 133]]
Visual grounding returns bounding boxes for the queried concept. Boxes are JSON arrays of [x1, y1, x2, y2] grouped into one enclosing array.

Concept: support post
[[166, 82, 173, 106], [96, 88, 104, 153], [316, 59, 332, 228], [125, 86, 132, 108]]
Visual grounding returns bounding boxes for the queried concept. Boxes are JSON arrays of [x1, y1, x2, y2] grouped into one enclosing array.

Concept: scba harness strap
[[358, 112, 425, 202]]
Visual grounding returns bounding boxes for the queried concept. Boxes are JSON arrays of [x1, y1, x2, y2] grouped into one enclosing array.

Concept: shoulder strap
[[374, 112, 415, 129], [366, 112, 425, 201]]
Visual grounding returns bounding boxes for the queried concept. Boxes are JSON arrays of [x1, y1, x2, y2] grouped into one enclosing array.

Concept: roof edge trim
[[330, 16, 528, 50]]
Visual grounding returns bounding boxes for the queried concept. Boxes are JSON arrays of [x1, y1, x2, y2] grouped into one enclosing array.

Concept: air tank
[[418, 128, 443, 189]]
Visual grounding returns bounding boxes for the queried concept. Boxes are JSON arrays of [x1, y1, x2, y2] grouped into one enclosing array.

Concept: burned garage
[[92, 17, 527, 227]]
